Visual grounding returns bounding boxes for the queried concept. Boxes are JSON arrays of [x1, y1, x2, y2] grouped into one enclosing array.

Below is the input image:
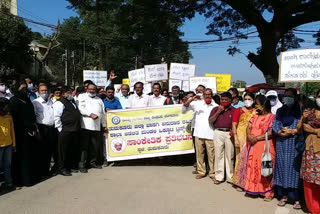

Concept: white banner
[[144, 64, 168, 82], [182, 80, 189, 92], [128, 68, 145, 86], [83, 70, 108, 86], [189, 77, 217, 93], [279, 49, 320, 82], [169, 79, 182, 92], [170, 63, 196, 81]]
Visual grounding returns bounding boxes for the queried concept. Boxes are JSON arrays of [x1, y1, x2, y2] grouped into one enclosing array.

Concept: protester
[[0, 97, 15, 190], [209, 92, 235, 184], [162, 89, 169, 97], [164, 86, 183, 105], [232, 92, 256, 190], [53, 86, 81, 176], [301, 89, 320, 214], [149, 83, 166, 107], [78, 83, 106, 171], [266, 90, 283, 115], [272, 88, 303, 209], [0, 79, 12, 99], [127, 82, 149, 108], [103, 86, 122, 110], [244, 95, 275, 201], [195, 85, 205, 99], [24, 77, 37, 101], [74, 86, 84, 105], [183, 88, 218, 180], [106, 71, 130, 108], [228, 88, 244, 108], [10, 81, 37, 186], [32, 84, 58, 177], [51, 87, 62, 104]]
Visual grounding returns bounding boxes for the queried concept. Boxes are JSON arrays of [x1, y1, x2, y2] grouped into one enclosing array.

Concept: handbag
[[261, 132, 273, 177]]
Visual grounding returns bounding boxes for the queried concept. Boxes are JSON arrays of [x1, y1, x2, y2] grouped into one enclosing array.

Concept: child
[[0, 97, 15, 190]]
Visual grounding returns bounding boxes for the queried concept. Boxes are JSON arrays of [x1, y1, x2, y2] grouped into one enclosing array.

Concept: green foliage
[[301, 82, 320, 96], [232, 80, 246, 88]]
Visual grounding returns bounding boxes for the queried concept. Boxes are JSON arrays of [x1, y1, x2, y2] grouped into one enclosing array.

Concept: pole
[[135, 56, 138, 69], [65, 49, 68, 86]]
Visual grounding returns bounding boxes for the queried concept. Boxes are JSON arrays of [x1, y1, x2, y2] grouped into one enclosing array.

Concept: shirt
[[32, 96, 55, 126], [53, 99, 77, 132], [103, 97, 122, 110], [78, 93, 106, 131], [0, 115, 16, 147], [127, 93, 149, 108], [183, 100, 218, 139], [232, 100, 245, 108], [115, 93, 129, 109], [0, 93, 12, 100], [148, 94, 166, 107], [209, 106, 235, 129]]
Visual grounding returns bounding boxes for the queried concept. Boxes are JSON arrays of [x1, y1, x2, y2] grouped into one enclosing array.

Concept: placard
[[122, 79, 130, 85], [144, 64, 168, 82], [143, 83, 152, 95], [83, 70, 108, 86], [128, 68, 145, 86], [169, 79, 182, 92], [182, 81, 189, 92], [114, 84, 122, 93], [189, 77, 217, 93], [170, 63, 196, 81], [205, 73, 231, 92], [279, 49, 320, 82]]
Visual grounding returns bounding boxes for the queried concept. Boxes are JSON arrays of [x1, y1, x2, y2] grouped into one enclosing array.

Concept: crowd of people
[[0, 73, 320, 214]]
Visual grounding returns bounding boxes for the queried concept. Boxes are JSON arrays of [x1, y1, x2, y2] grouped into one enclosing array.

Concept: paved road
[[0, 166, 306, 214]]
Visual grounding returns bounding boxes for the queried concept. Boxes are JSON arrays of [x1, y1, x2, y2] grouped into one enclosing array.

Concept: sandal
[[293, 201, 301, 210], [213, 178, 222, 185], [277, 197, 288, 206], [263, 196, 273, 202]]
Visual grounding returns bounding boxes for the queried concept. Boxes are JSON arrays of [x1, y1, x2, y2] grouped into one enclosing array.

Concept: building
[[0, 0, 17, 15]]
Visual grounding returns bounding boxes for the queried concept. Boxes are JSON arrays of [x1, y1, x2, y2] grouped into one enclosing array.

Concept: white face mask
[[244, 100, 253, 108], [87, 92, 96, 98], [316, 98, 320, 107], [270, 99, 277, 106], [0, 86, 6, 93], [196, 93, 203, 99]]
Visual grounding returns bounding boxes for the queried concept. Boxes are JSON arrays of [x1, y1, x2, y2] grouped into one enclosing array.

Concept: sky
[[17, 0, 319, 85]]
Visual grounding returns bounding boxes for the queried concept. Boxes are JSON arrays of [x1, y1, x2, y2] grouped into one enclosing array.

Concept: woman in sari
[[272, 88, 303, 209], [232, 92, 256, 190], [301, 89, 320, 214], [244, 95, 275, 201]]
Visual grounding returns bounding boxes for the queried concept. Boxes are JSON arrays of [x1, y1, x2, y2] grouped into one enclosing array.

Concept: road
[[0, 166, 306, 214]]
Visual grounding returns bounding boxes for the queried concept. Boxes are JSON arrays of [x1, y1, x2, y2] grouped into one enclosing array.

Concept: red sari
[[244, 113, 275, 197]]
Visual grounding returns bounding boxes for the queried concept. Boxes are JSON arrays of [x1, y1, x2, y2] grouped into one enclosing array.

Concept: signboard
[[143, 83, 152, 95], [205, 73, 231, 92], [128, 68, 145, 86], [106, 105, 194, 161], [189, 77, 217, 93], [182, 81, 189, 92], [114, 84, 122, 93], [279, 49, 320, 82], [144, 64, 168, 82], [122, 78, 130, 85], [83, 70, 108, 86], [170, 63, 196, 81], [169, 79, 182, 92]]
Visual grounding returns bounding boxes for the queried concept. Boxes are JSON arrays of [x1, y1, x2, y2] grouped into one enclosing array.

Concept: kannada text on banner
[[106, 105, 194, 161]]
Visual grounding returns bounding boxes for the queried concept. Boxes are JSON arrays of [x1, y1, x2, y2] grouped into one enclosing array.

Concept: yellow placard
[[122, 78, 130, 85], [106, 106, 194, 161], [205, 73, 231, 92]]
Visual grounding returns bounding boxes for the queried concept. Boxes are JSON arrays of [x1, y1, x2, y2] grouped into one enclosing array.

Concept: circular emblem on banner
[[186, 123, 192, 134], [111, 138, 127, 153], [111, 116, 121, 125]]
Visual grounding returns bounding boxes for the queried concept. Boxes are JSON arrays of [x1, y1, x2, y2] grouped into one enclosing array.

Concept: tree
[[232, 80, 246, 88], [0, 8, 32, 75], [169, 0, 320, 85], [301, 82, 320, 96]]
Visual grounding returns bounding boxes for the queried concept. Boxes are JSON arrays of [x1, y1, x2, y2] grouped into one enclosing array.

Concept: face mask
[[221, 101, 231, 107], [98, 94, 106, 100], [269, 99, 277, 106], [244, 100, 253, 108], [88, 92, 96, 98], [67, 94, 73, 101], [283, 97, 294, 106], [17, 88, 27, 97], [196, 93, 203, 99], [0, 86, 6, 93], [172, 94, 179, 98], [40, 93, 49, 100], [204, 97, 212, 104], [28, 83, 33, 90], [316, 98, 320, 107], [54, 96, 60, 100]]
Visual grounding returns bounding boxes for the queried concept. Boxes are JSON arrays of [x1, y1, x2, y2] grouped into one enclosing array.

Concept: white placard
[[170, 63, 196, 81], [189, 77, 217, 93], [128, 68, 145, 86], [143, 83, 152, 95], [144, 64, 168, 82], [169, 79, 182, 92], [182, 80, 189, 91], [114, 84, 122, 93], [83, 70, 108, 86], [279, 49, 320, 82]]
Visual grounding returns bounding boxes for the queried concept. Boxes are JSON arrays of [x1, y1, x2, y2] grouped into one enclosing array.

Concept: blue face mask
[[172, 94, 179, 98], [39, 93, 49, 100], [28, 83, 33, 90], [67, 94, 74, 101], [283, 97, 294, 106]]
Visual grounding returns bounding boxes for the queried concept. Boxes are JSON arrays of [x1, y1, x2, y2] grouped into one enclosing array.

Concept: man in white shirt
[[148, 83, 166, 107], [182, 88, 218, 180], [33, 84, 58, 176], [53, 86, 81, 176], [78, 83, 106, 171], [127, 82, 149, 108]]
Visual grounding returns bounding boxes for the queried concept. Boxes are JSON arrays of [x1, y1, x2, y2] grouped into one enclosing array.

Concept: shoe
[[71, 169, 79, 173], [192, 171, 198, 174], [60, 170, 72, 176], [90, 164, 102, 169], [80, 168, 88, 173], [195, 174, 206, 179]]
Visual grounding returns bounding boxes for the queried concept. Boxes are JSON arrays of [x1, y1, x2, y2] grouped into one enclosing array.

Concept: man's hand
[[302, 109, 309, 120], [109, 70, 117, 81], [217, 105, 225, 114], [90, 113, 99, 120]]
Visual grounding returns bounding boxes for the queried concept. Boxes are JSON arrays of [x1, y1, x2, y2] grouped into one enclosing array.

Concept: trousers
[[0, 145, 12, 185], [79, 129, 103, 168], [58, 131, 79, 171], [195, 137, 214, 178]]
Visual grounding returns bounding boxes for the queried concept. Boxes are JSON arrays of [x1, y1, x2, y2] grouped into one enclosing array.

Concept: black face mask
[[17, 88, 28, 98], [98, 94, 106, 100]]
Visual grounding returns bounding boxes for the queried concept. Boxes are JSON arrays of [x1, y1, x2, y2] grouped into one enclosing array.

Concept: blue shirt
[[103, 97, 122, 110], [232, 100, 245, 108], [115, 93, 129, 109]]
